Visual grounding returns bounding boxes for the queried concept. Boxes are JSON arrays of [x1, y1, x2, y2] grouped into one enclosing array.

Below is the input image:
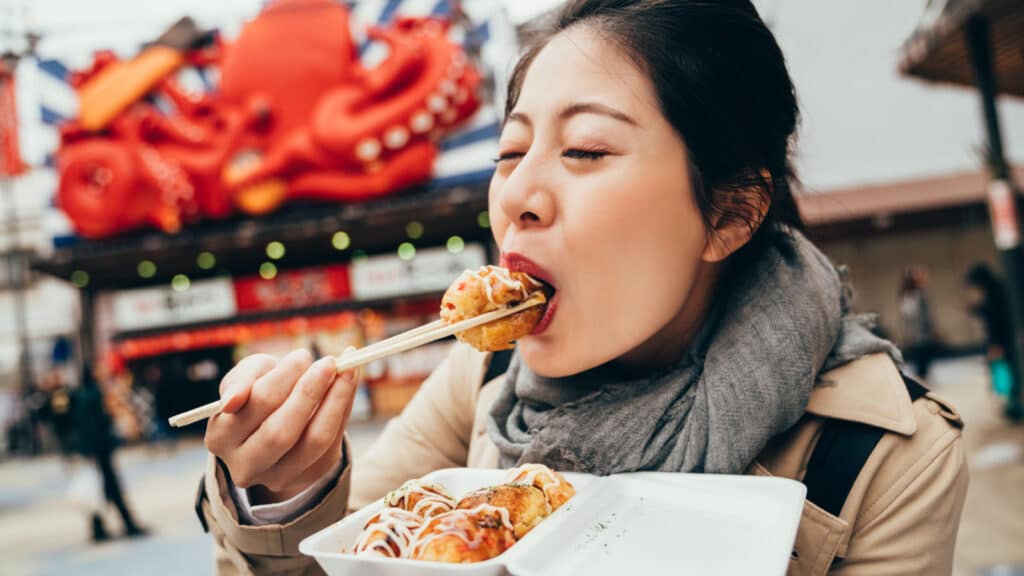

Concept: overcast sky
[[755, 0, 1024, 191]]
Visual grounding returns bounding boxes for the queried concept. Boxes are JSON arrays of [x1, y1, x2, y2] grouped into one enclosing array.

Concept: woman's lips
[[500, 252, 558, 335]]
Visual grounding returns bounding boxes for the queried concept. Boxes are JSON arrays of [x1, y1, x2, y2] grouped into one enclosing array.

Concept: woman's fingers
[[218, 354, 275, 414], [205, 347, 362, 501], [260, 367, 359, 491], [226, 349, 314, 437], [236, 356, 338, 469], [206, 349, 312, 458], [206, 354, 276, 454]]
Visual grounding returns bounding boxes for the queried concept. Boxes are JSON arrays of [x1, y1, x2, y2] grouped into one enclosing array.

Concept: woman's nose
[[496, 156, 556, 230]]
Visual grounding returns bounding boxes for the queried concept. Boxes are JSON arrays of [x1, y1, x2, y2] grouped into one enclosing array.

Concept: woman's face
[[489, 26, 718, 377]]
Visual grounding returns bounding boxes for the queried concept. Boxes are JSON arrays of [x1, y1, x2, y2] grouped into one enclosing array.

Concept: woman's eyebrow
[[559, 101, 637, 126], [507, 111, 532, 128], [505, 102, 637, 129]]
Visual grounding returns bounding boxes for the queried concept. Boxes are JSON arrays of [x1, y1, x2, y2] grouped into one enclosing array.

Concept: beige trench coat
[[200, 343, 968, 575]]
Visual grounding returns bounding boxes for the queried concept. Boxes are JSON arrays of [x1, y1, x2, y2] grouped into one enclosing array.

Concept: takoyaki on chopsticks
[[441, 265, 552, 351], [168, 267, 548, 428]]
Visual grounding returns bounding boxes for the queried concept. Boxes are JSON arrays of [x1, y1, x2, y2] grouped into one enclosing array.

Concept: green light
[[446, 235, 465, 254], [197, 252, 216, 270], [332, 231, 351, 251], [351, 249, 368, 261], [70, 270, 89, 288], [266, 241, 286, 260], [406, 221, 424, 239], [398, 243, 416, 261], [477, 211, 490, 229], [259, 262, 278, 280], [171, 274, 190, 291], [137, 260, 157, 278]]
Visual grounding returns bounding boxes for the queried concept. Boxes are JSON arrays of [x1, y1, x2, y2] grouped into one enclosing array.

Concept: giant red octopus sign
[[57, 0, 482, 239]]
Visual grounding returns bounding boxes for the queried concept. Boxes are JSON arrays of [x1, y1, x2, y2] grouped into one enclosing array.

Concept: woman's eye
[[493, 151, 524, 164], [563, 148, 607, 161]]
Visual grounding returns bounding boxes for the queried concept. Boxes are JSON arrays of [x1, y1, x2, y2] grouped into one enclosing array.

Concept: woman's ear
[[702, 170, 772, 263]]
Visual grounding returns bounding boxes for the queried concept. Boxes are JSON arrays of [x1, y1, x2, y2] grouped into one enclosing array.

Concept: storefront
[[20, 0, 526, 441]]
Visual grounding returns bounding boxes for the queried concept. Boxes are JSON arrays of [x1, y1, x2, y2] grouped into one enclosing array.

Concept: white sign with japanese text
[[112, 278, 237, 332], [350, 243, 488, 300]]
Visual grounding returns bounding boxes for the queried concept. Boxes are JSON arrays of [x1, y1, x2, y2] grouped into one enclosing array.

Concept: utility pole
[[2, 20, 38, 448], [966, 14, 1024, 420], [2, 175, 34, 422]]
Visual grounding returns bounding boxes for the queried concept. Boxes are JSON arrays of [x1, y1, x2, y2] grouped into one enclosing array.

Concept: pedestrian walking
[[899, 265, 941, 379], [71, 362, 148, 542], [966, 263, 1021, 411]]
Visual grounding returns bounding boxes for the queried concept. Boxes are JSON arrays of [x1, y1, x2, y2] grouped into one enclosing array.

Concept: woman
[[71, 363, 147, 541], [899, 265, 940, 380], [199, 2, 967, 574]]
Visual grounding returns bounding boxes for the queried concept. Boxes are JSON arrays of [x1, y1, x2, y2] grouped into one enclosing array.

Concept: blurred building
[[801, 165, 1024, 349]]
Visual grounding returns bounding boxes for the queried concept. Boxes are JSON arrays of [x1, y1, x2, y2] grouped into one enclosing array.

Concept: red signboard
[[233, 264, 352, 312], [114, 311, 359, 361]]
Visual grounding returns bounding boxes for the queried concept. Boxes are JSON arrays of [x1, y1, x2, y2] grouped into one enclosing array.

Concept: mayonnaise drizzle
[[504, 464, 564, 503], [466, 266, 539, 307], [409, 504, 514, 559], [352, 508, 422, 558], [384, 480, 455, 519]]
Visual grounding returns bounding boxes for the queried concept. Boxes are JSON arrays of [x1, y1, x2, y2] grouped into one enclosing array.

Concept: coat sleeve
[[832, 432, 968, 576], [202, 443, 351, 576], [349, 343, 489, 509]]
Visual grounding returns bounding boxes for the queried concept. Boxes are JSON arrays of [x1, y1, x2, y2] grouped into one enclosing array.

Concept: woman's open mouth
[[500, 252, 559, 335]]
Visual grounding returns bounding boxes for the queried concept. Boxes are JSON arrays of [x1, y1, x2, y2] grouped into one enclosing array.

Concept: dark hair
[[505, 0, 802, 265]]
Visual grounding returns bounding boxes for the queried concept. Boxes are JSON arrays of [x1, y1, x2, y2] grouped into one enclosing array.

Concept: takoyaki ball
[[351, 508, 423, 558], [441, 266, 548, 351], [457, 483, 551, 539], [384, 479, 456, 519], [504, 463, 576, 511], [409, 504, 517, 563]]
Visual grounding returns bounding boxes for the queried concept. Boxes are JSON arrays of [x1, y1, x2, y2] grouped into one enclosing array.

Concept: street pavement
[[0, 357, 1021, 575]]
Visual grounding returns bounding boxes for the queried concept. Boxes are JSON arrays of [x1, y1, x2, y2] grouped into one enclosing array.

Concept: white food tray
[[299, 468, 806, 576]]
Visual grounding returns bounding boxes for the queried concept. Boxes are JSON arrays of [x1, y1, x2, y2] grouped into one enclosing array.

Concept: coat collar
[[806, 353, 917, 435]]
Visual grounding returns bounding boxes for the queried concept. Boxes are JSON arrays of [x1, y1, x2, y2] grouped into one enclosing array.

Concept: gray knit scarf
[[487, 230, 900, 474]]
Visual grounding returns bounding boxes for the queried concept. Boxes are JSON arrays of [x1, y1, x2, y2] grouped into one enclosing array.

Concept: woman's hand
[[204, 348, 359, 504]]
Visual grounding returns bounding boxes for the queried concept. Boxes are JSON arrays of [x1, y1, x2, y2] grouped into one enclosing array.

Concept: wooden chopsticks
[[167, 294, 546, 428]]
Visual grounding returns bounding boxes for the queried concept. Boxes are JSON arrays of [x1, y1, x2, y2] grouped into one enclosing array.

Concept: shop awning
[[899, 0, 1024, 97], [31, 180, 491, 291]]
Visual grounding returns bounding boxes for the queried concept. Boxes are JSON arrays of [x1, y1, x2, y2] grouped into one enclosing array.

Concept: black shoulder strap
[[802, 373, 928, 517], [194, 474, 209, 533], [482, 349, 514, 387]]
